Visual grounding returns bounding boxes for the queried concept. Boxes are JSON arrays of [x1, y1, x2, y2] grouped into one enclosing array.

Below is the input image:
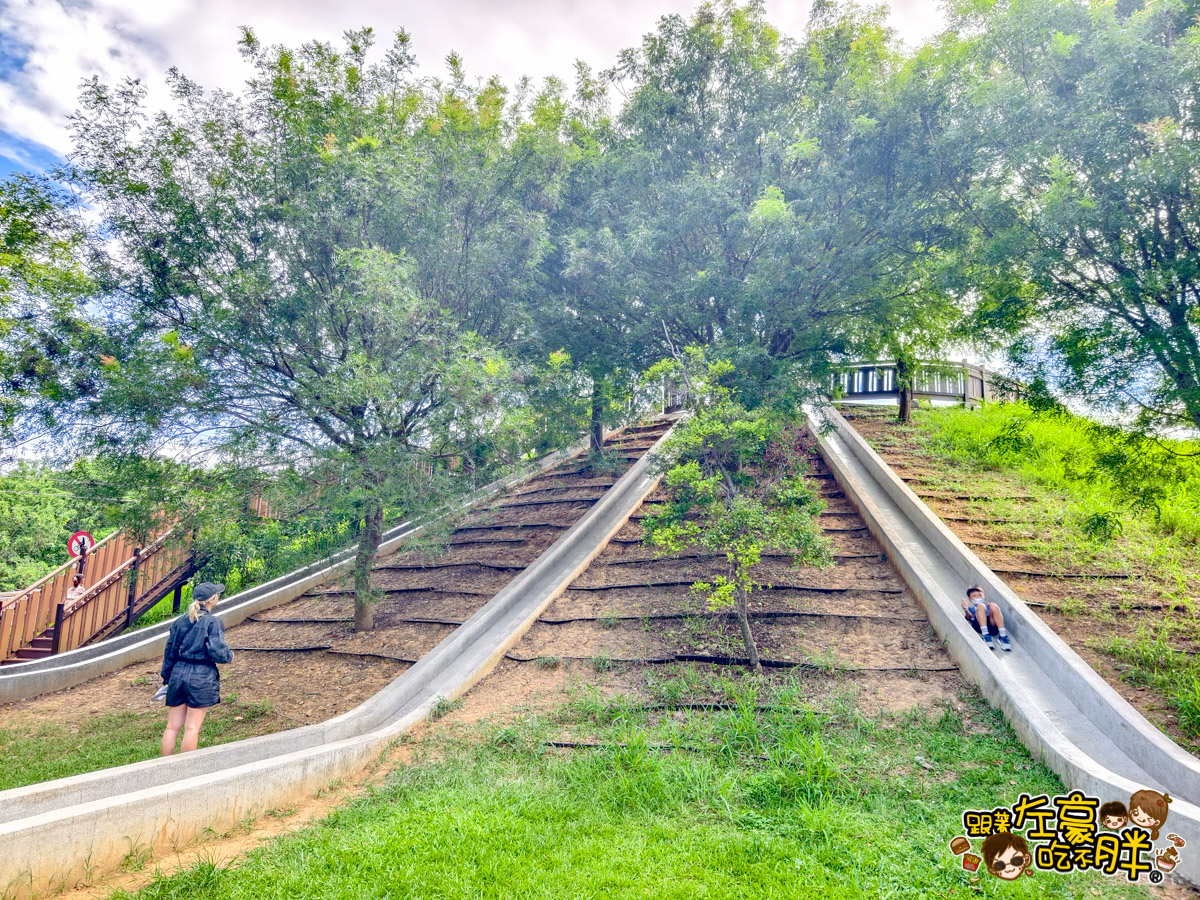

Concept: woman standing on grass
[[159, 582, 234, 755]]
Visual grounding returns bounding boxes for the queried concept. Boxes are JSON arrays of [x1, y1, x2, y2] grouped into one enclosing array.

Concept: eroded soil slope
[[450, 435, 968, 725]]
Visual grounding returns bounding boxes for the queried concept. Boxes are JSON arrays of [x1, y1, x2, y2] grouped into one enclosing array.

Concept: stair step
[[29, 637, 54, 649], [13, 647, 51, 660]]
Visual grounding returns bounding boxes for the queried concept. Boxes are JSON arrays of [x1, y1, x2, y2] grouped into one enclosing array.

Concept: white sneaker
[[152, 684, 168, 702]]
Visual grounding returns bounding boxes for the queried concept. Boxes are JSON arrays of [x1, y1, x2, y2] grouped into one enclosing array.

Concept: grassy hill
[[849, 402, 1200, 752]]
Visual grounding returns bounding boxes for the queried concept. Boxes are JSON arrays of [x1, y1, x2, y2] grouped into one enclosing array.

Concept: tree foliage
[[0, 175, 97, 446], [68, 30, 561, 629], [8, 0, 1200, 603], [938, 0, 1200, 431], [0, 464, 109, 590]]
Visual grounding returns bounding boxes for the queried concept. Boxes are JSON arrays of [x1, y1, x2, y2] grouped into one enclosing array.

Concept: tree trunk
[[736, 590, 762, 674], [896, 358, 913, 424], [353, 499, 383, 633], [590, 382, 604, 454]]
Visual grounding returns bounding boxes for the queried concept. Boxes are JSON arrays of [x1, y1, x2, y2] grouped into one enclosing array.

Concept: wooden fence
[[0, 528, 196, 664]]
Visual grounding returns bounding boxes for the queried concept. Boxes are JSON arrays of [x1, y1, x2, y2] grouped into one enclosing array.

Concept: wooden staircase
[[0, 528, 198, 665]]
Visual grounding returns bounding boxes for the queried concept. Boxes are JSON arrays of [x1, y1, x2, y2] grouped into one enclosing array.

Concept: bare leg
[[988, 603, 1005, 630], [180, 706, 210, 753], [974, 604, 989, 631], [161, 704, 187, 756]]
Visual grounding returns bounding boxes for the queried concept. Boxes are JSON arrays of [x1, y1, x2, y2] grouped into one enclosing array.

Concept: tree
[[938, 0, 1200, 431], [590, 2, 969, 410], [641, 348, 831, 671], [517, 62, 657, 453], [0, 175, 98, 448], [70, 31, 525, 631]]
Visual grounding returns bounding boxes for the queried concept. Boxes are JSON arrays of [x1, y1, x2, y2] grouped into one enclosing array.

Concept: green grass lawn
[[901, 402, 1199, 549], [106, 672, 1150, 899], [0, 698, 279, 790]]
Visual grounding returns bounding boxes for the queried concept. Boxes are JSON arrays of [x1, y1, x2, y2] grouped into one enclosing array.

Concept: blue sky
[[0, 25, 57, 178], [0, 0, 945, 181]]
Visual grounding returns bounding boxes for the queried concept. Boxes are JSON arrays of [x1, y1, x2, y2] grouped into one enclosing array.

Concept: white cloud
[[0, 0, 946, 166]]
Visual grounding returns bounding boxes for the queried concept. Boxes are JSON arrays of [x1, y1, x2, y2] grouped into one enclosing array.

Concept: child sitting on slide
[[962, 584, 1011, 651]]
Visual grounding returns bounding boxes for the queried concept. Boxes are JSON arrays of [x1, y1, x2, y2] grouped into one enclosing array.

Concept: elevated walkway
[[0, 528, 196, 666], [832, 359, 1022, 408]]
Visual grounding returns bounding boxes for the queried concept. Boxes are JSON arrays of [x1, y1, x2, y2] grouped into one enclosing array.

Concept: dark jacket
[[161, 611, 234, 683]]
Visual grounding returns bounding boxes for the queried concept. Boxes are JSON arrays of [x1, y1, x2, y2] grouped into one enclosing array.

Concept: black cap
[[193, 582, 225, 602]]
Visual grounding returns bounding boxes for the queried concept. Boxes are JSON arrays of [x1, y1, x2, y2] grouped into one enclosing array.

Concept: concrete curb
[[807, 404, 1200, 886], [0, 420, 678, 899], [0, 441, 587, 704]]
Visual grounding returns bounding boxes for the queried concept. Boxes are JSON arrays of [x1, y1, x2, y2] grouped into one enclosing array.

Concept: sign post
[[68, 530, 96, 579], [68, 531, 95, 559]]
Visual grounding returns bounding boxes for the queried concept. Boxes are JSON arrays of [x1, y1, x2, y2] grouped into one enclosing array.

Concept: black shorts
[[165, 661, 220, 708]]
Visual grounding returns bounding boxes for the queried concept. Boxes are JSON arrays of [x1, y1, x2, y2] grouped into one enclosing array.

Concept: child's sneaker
[[152, 684, 168, 702], [981, 632, 995, 650], [997, 634, 1012, 652]]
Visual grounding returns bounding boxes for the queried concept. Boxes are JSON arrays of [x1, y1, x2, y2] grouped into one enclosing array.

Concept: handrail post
[[124, 547, 142, 630], [50, 603, 65, 655], [172, 583, 183, 613], [76, 544, 88, 582]]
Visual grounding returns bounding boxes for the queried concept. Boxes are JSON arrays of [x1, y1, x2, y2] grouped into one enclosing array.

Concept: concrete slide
[[0, 439, 592, 705], [0, 419, 678, 899], [809, 403, 1200, 885]]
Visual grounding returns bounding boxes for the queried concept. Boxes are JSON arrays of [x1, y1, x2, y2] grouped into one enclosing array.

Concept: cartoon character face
[[990, 844, 1029, 880], [982, 832, 1031, 881], [1128, 789, 1171, 839], [1099, 801, 1128, 830], [1131, 806, 1157, 828]]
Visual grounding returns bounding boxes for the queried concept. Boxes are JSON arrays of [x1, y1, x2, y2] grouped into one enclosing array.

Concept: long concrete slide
[[809, 404, 1200, 885], [0, 437, 593, 705], [0, 419, 678, 899]]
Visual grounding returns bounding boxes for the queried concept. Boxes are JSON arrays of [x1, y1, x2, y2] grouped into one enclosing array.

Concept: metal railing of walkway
[[832, 360, 1024, 407]]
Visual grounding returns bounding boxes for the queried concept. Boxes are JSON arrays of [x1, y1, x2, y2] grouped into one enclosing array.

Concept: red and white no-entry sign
[[68, 530, 96, 558]]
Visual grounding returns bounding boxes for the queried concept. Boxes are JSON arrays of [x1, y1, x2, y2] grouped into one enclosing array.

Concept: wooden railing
[[0, 528, 197, 664], [832, 361, 1023, 406]]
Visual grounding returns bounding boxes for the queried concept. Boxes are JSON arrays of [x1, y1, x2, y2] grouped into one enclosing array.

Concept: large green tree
[[937, 0, 1200, 431], [0, 176, 98, 446], [530, 65, 663, 451], [584, 2, 967, 409], [69, 30, 561, 630]]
